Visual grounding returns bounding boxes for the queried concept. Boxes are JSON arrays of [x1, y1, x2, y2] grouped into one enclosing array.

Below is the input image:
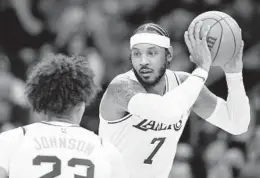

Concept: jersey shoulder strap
[[21, 126, 27, 135]]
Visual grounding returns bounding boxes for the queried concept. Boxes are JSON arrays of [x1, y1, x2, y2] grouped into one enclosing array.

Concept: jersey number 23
[[33, 155, 94, 178]]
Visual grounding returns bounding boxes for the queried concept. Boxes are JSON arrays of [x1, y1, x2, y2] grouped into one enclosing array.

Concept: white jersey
[[99, 69, 191, 178], [0, 121, 128, 178]]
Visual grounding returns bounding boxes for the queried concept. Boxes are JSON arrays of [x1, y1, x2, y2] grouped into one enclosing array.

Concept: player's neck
[[145, 75, 166, 96], [45, 113, 80, 125], [49, 118, 74, 124]]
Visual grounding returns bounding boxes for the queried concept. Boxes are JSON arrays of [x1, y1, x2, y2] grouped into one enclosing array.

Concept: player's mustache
[[139, 67, 153, 72]]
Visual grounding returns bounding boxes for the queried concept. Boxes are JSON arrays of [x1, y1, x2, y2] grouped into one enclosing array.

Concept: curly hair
[[25, 54, 97, 114]]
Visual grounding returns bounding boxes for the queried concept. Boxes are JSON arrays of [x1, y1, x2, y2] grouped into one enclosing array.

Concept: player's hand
[[184, 21, 212, 72], [221, 40, 244, 73]]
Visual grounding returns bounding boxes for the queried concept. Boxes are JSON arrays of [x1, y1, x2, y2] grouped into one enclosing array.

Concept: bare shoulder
[[105, 75, 146, 106], [100, 75, 146, 121]]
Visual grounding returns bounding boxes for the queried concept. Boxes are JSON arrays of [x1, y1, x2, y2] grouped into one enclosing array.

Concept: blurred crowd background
[[0, 0, 260, 177]]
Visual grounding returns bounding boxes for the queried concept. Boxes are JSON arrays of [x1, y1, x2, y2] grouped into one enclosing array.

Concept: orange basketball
[[188, 11, 242, 66]]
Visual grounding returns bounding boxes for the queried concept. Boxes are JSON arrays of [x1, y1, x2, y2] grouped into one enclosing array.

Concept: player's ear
[[166, 46, 173, 63], [129, 54, 132, 62]]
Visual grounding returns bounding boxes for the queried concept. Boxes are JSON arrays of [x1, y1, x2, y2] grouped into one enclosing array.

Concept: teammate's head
[[130, 23, 173, 87], [26, 54, 97, 122]]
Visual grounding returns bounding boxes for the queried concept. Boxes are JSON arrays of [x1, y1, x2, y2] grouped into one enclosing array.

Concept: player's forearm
[[128, 68, 208, 123], [206, 73, 250, 135], [163, 68, 208, 113], [226, 73, 250, 132]]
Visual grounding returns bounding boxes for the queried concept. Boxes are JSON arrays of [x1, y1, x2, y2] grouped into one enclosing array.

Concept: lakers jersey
[[99, 69, 191, 178], [0, 121, 128, 178]]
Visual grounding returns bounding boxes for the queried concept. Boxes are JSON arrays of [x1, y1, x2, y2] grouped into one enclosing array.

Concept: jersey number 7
[[33, 155, 94, 178], [144, 137, 166, 164]]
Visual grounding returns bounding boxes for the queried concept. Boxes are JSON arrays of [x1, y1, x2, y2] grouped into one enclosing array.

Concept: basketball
[[188, 11, 242, 66]]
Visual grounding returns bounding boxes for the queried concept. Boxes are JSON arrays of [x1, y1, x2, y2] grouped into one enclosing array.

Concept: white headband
[[130, 33, 171, 49]]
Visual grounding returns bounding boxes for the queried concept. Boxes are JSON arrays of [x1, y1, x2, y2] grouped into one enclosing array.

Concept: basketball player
[[0, 54, 128, 178], [99, 21, 250, 178]]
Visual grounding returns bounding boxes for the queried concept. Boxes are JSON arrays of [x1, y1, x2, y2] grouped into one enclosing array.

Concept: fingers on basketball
[[184, 31, 192, 54], [188, 11, 243, 66], [233, 40, 244, 61], [240, 40, 244, 53], [202, 25, 211, 45], [188, 22, 196, 45], [189, 55, 194, 63], [195, 21, 203, 42]]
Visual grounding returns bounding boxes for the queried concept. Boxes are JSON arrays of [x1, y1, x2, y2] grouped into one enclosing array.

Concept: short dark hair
[[133, 23, 170, 37], [25, 54, 97, 114]]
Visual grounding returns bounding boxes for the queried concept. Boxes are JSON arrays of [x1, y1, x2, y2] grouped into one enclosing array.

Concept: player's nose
[[140, 55, 150, 66]]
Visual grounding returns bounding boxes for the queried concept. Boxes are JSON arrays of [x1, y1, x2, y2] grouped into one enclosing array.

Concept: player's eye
[[147, 51, 157, 56], [132, 51, 141, 57]]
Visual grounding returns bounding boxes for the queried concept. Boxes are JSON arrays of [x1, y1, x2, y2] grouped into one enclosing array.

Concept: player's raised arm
[[101, 21, 214, 124], [204, 42, 250, 135], [178, 42, 250, 135], [101, 71, 204, 124]]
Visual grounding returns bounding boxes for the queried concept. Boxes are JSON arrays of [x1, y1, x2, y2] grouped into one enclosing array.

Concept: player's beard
[[133, 61, 167, 88]]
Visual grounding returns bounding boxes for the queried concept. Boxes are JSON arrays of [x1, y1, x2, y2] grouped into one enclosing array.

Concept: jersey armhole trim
[[21, 127, 27, 135], [99, 113, 132, 124], [174, 72, 180, 85], [165, 74, 169, 92], [100, 137, 103, 146]]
